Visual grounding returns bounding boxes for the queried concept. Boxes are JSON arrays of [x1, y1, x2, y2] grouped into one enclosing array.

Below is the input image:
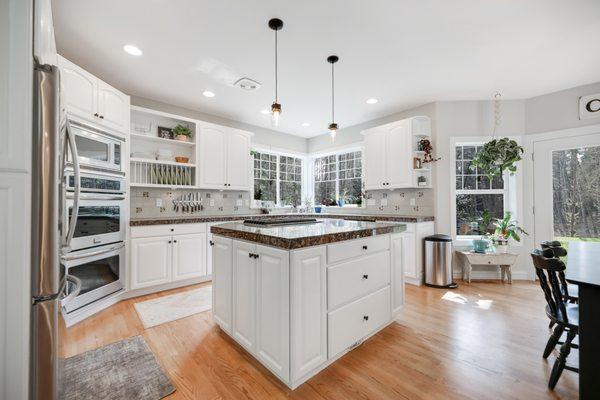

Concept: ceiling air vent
[[234, 77, 261, 91]]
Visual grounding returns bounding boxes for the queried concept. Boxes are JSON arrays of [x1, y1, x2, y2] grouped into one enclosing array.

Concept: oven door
[[60, 242, 125, 313], [67, 121, 123, 173], [65, 193, 126, 251]]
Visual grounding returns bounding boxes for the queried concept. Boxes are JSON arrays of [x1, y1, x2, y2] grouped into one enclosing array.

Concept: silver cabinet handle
[[61, 242, 124, 261], [63, 119, 80, 252], [60, 274, 82, 306], [67, 193, 126, 201]]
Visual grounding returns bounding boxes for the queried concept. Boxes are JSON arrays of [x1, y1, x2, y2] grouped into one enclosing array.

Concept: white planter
[[496, 243, 509, 253]]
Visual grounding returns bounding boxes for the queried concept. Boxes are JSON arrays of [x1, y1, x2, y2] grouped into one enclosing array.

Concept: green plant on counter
[[471, 138, 524, 183], [172, 124, 192, 138]]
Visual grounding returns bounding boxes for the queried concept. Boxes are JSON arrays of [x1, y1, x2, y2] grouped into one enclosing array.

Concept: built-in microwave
[[61, 242, 125, 313], [66, 120, 124, 173], [63, 171, 126, 251]]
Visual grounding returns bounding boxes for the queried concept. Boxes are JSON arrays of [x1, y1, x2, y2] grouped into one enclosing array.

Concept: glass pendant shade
[[271, 102, 281, 127]]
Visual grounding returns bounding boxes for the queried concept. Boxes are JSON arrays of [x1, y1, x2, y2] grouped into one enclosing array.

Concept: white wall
[[525, 81, 600, 134], [131, 96, 308, 154], [1, 0, 33, 398]]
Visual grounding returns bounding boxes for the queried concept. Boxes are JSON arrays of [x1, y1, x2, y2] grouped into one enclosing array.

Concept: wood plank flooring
[[59, 281, 579, 399]]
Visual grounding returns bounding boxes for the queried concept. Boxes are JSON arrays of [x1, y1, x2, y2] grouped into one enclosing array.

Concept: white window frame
[[310, 145, 364, 208], [251, 146, 309, 208], [450, 136, 522, 246]]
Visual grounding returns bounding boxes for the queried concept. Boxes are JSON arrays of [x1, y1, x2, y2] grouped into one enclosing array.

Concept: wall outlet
[[236, 199, 243, 206], [245, 199, 250, 206], [155, 198, 163, 207], [380, 198, 388, 206], [209, 199, 215, 207], [409, 198, 416, 206]]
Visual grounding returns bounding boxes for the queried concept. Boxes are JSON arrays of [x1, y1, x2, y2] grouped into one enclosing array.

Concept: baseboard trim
[[453, 270, 531, 281]]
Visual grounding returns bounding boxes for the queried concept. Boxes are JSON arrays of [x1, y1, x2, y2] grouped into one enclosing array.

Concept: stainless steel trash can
[[424, 234, 457, 288]]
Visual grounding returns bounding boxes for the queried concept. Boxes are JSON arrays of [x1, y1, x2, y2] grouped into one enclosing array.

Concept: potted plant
[[172, 124, 192, 142], [472, 210, 493, 253], [492, 212, 528, 253], [471, 138, 524, 184]]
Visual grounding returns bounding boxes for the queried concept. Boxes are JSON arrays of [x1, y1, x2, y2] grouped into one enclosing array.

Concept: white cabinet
[[130, 224, 208, 290], [232, 240, 257, 351], [130, 236, 172, 289], [362, 116, 431, 189], [391, 234, 405, 314], [402, 222, 435, 286], [212, 236, 233, 334], [58, 55, 130, 134], [172, 233, 206, 281], [198, 125, 251, 190], [255, 245, 290, 381], [290, 246, 327, 382]]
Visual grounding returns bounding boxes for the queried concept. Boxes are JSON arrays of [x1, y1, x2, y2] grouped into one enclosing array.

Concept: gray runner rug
[[59, 335, 175, 400]]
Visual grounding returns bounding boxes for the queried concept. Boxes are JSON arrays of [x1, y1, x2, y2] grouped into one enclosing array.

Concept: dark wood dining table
[[566, 241, 600, 400]]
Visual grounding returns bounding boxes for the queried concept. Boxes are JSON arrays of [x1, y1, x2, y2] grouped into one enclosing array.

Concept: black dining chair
[[541, 241, 579, 303], [531, 249, 579, 389]]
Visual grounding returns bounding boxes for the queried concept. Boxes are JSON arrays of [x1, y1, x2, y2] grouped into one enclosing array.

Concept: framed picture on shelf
[[413, 157, 422, 169], [157, 126, 174, 139]]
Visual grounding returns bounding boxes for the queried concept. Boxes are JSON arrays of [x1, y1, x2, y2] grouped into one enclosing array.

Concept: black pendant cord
[[331, 62, 335, 123], [275, 29, 278, 103]]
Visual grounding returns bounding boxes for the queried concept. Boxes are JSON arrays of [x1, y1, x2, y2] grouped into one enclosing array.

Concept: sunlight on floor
[[441, 291, 494, 309]]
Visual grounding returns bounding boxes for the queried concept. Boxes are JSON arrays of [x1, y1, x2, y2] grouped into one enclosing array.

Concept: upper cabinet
[[58, 55, 130, 134], [362, 116, 432, 190], [198, 125, 252, 191]]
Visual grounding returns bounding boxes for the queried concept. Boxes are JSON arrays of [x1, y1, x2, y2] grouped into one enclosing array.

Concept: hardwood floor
[[59, 281, 579, 400]]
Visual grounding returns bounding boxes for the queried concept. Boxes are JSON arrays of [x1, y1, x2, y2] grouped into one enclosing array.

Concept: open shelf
[[130, 132, 196, 147], [130, 157, 196, 167], [130, 183, 200, 189]]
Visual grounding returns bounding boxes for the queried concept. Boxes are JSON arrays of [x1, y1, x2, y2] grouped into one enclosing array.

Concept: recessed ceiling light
[[202, 90, 215, 98], [260, 109, 270, 115], [302, 122, 310, 127], [123, 45, 143, 56], [366, 98, 378, 104]]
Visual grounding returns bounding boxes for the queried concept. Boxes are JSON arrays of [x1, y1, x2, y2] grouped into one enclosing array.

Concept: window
[[314, 150, 362, 206], [454, 143, 506, 236], [253, 150, 303, 207]]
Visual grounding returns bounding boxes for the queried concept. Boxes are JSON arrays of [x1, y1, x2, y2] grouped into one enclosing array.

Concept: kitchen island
[[210, 218, 406, 389]]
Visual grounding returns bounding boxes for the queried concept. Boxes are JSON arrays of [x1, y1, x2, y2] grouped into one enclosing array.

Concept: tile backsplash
[[130, 188, 434, 219]]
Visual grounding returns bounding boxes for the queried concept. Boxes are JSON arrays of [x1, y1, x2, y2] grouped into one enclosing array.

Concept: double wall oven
[[61, 119, 127, 313]]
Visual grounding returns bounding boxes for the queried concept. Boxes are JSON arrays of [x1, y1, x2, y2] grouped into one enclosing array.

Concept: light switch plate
[[209, 199, 215, 207], [155, 198, 163, 207], [380, 198, 388, 206], [410, 198, 416, 206], [236, 199, 243, 206], [245, 199, 250, 206], [367, 199, 376, 206]]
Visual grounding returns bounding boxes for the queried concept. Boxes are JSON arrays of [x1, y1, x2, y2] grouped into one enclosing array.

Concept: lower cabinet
[[212, 236, 233, 334], [391, 234, 405, 314], [232, 240, 257, 351], [130, 232, 206, 290], [402, 222, 435, 285]]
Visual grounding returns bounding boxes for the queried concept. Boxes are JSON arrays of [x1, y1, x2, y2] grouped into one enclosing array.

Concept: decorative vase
[[176, 135, 188, 142], [472, 239, 489, 253], [495, 239, 509, 253]]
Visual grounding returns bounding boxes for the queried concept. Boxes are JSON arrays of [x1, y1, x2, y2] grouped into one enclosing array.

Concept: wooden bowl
[[175, 156, 190, 164]]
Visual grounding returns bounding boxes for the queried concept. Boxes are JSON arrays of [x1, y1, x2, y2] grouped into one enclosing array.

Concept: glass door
[[533, 132, 600, 248]]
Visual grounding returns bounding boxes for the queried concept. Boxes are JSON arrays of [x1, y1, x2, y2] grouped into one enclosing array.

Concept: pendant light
[[327, 55, 339, 139], [268, 18, 283, 126]]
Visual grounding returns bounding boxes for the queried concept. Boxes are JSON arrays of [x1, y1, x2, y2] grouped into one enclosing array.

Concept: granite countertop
[[130, 213, 434, 226], [210, 219, 407, 250]]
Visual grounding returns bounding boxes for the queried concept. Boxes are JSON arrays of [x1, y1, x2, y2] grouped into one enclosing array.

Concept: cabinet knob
[[249, 253, 253, 258], [99, 115, 104, 119], [362, 274, 369, 280], [363, 315, 369, 321], [362, 245, 368, 250], [94, 112, 99, 117], [254, 254, 259, 259], [168, 240, 172, 244], [209, 240, 214, 246], [170, 228, 174, 232], [173, 240, 177, 243]]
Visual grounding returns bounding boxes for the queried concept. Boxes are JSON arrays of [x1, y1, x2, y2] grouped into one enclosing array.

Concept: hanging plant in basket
[[471, 137, 524, 183]]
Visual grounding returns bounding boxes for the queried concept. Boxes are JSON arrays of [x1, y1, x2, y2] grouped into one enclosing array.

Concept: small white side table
[[458, 251, 519, 283]]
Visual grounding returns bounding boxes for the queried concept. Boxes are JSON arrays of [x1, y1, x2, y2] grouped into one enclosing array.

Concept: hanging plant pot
[[471, 138, 524, 183]]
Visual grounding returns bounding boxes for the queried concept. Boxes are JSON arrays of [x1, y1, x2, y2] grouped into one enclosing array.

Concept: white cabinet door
[[387, 122, 412, 188], [232, 240, 257, 351], [130, 236, 172, 289], [199, 127, 227, 189], [58, 55, 97, 122], [226, 131, 251, 190], [97, 79, 130, 133], [256, 245, 290, 381], [212, 236, 233, 333], [363, 130, 387, 190], [400, 233, 417, 280], [172, 233, 206, 281], [391, 234, 405, 314], [290, 246, 327, 382]]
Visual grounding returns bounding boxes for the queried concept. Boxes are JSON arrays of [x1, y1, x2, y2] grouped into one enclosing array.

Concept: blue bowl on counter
[[472, 239, 490, 253]]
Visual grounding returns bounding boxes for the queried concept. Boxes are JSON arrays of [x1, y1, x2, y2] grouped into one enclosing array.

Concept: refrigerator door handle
[[59, 274, 82, 307], [62, 119, 80, 252]]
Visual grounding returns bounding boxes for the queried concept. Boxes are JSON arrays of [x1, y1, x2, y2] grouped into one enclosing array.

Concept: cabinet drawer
[[327, 286, 391, 359], [131, 223, 206, 238], [327, 235, 389, 264], [328, 251, 390, 310]]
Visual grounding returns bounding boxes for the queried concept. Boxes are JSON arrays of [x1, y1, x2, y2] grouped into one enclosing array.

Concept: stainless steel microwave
[[66, 120, 124, 173]]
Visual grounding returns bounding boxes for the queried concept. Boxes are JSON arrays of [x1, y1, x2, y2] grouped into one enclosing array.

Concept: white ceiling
[[52, 0, 600, 138]]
